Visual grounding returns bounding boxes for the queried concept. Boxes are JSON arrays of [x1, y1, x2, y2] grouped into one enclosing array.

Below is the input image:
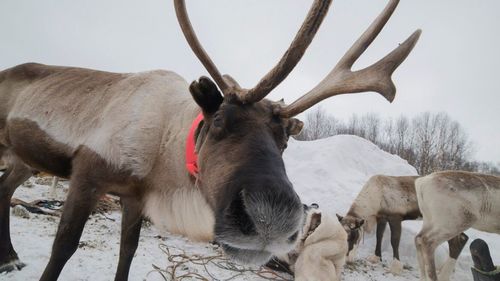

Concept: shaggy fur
[[415, 171, 500, 281], [294, 210, 348, 281], [0, 64, 305, 280], [271, 206, 348, 281]]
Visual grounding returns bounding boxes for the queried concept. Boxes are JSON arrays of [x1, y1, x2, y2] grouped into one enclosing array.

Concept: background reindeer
[[337, 175, 420, 274], [267, 203, 347, 281], [0, 0, 420, 280], [294, 208, 348, 281], [415, 171, 500, 281]]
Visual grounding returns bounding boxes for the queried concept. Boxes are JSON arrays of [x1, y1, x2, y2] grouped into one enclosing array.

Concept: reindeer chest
[[142, 187, 215, 242]]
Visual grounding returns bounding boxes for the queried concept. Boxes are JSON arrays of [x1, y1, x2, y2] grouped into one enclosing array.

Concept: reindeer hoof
[[437, 258, 457, 281], [0, 259, 26, 273], [389, 259, 403, 275], [346, 253, 357, 263], [367, 255, 381, 264]]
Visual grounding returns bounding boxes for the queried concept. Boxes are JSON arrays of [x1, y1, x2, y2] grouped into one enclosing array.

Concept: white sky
[[1, 0, 499, 162]]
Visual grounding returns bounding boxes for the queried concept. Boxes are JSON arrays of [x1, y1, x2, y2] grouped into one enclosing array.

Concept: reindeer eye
[[288, 231, 299, 243], [213, 113, 223, 127]]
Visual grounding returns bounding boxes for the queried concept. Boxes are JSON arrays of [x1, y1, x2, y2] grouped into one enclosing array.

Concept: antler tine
[[240, 0, 333, 104], [336, 0, 399, 71], [174, 0, 230, 95], [280, 0, 421, 118]]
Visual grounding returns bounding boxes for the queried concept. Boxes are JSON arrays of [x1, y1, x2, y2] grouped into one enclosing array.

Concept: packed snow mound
[[285, 135, 417, 213]]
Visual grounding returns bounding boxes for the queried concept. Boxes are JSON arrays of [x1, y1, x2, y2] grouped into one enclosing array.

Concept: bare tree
[[361, 113, 381, 145], [407, 112, 474, 175], [297, 110, 479, 176], [295, 106, 340, 140]]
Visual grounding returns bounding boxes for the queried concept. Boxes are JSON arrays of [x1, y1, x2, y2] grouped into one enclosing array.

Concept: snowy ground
[[2, 135, 499, 281]]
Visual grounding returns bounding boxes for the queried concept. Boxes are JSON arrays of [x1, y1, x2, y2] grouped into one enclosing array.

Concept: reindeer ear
[[309, 212, 322, 232], [286, 118, 304, 136], [336, 214, 344, 222], [189, 76, 223, 115]]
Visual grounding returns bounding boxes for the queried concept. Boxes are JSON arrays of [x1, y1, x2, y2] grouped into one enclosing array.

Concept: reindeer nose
[[227, 192, 257, 235]]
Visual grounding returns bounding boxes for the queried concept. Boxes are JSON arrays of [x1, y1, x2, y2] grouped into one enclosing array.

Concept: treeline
[[295, 107, 500, 176]]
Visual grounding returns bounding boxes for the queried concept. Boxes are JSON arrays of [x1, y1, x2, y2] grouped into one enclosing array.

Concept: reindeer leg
[[388, 217, 403, 275], [114, 198, 143, 281], [0, 155, 32, 273], [416, 228, 438, 281], [423, 239, 440, 281], [419, 229, 455, 281], [415, 227, 429, 281], [40, 150, 106, 281], [368, 218, 386, 263], [333, 254, 346, 281], [448, 233, 468, 260], [437, 233, 469, 281]]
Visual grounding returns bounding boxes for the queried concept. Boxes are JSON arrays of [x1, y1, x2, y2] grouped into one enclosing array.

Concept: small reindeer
[[268, 204, 348, 281], [337, 175, 420, 274], [415, 171, 500, 281], [294, 210, 348, 281]]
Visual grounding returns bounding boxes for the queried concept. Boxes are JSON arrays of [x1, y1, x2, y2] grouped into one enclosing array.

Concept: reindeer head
[[174, 0, 420, 265], [337, 214, 365, 255]]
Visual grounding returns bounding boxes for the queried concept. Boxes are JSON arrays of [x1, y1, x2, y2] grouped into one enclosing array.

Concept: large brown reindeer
[[415, 171, 500, 281], [0, 0, 420, 280]]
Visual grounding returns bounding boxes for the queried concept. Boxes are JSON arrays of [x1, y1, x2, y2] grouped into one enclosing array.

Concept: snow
[[3, 134, 499, 281]]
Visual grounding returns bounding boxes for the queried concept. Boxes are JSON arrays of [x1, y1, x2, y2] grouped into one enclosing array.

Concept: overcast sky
[[1, 0, 499, 163]]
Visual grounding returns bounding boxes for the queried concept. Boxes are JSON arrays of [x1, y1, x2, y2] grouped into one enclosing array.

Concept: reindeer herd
[[0, 0, 497, 280], [337, 172, 500, 281]]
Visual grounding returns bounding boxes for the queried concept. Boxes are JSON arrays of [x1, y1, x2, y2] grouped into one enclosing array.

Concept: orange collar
[[185, 113, 204, 177]]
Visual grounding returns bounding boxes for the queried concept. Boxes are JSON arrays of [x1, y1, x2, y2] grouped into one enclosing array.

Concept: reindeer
[[415, 171, 500, 281], [293, 208, 348, 281], [0, 0, 420, 280], [337, 175, 421, 274], [267, 204, 348, 281]]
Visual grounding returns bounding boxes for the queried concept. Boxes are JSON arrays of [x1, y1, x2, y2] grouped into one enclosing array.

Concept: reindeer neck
[[347, 193, 378, 219]]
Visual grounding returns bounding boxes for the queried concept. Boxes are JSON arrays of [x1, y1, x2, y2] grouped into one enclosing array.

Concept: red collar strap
[[186, 113, 204, 177]]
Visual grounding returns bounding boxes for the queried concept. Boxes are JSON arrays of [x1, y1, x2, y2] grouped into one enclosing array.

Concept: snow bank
[[3, 135, 499, 281], [285, 135, 417, 214]]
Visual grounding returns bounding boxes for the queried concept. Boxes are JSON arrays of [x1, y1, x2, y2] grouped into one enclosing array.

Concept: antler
[[239, 0, 332, 103], [279, 0, 421, 118], [174, 0, 230, 94], [174, 0, 332, 103]]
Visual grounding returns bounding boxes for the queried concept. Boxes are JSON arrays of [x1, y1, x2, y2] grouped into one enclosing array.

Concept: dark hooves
[[0, 259, 26, 273]]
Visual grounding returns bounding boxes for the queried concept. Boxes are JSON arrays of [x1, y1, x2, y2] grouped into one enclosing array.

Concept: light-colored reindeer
[[338, 175, 420, 275], [0, 0, 420, 280], [268, 204, 348, 281], [294, 209, 348, 281], [415, 171, 500, 281]]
